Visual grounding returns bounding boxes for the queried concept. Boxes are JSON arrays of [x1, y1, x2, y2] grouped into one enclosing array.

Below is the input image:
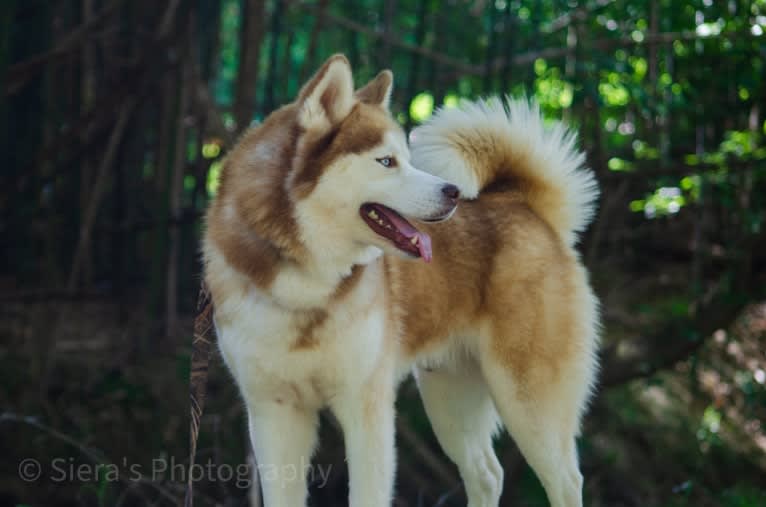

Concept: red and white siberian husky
[[203, 54, 599, 507]]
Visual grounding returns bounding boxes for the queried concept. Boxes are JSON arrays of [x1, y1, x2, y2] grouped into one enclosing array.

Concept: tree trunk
[[166, 56, 190, 338], [79, 0, 96, 288], [405, 0, 427, 128], [234, 0, 265, 131], [300, 0, 329, 82], [263, 0, 284, 114], [483, 0, 497, 93]]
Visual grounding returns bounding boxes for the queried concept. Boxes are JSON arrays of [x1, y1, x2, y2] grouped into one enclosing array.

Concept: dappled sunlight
[[596, 301, 766, 504]]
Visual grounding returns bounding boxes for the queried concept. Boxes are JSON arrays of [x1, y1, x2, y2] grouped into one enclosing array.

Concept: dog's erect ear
[[297, 54, 354, 130], [355, 70, 393, 110]]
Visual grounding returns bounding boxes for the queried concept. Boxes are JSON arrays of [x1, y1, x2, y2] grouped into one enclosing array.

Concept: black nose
[[441, 184, 460, 200]]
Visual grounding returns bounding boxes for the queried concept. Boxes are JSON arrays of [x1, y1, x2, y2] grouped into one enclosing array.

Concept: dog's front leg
[[331, 375, 396, 507], [247, 400, 319, 507]]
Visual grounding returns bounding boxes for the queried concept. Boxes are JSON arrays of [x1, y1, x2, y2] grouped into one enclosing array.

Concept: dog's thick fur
[[203, 55, 599, 507]]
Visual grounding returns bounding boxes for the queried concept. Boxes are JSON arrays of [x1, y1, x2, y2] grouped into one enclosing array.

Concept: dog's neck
[[267, 242, 382, 310], [264, 196, 383, 309]]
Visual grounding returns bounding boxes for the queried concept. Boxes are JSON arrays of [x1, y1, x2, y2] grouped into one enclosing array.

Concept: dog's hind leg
[[478, 343, 589, 507], [415, 363, 503, 507], [247, 400, 319, 507]]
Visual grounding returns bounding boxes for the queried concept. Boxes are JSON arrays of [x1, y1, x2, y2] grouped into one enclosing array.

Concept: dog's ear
[[297, 54, 354, 130], [355, 70, 393, 110]]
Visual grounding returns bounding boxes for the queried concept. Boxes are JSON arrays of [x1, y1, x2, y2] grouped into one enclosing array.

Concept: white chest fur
[[213, 261, 390, 411]]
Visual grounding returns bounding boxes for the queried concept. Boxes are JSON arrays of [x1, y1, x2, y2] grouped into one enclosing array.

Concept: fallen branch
[[0, 412, 179, 504]]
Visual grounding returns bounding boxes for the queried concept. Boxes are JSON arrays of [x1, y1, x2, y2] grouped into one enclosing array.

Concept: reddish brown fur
[[386, 189, 586, 392], [206, 105, 304, 290], [205, 61, 395, 294], [290, 309, 328, 350]]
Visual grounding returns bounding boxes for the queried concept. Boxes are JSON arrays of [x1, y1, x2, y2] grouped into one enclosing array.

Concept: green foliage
[[631, 185, 686, 218], [533, 59, 574, 112], [409, 92, 434, 123], [207, 160, 224, 196], [720, 485, 766, 507], [697, 405, 723, 445]]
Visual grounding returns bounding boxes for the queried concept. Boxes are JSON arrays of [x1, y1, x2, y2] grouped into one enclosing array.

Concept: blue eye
[[376, 156, 396, 168]]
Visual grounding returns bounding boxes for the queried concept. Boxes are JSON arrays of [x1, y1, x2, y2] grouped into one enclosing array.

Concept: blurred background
[[1, 0, 766, 506]]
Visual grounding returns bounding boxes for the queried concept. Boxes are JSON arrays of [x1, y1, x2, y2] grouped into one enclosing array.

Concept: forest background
[[1, 0, 766, 505]]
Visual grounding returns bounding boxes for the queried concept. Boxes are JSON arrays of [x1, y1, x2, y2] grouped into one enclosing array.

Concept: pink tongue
[[416, 233, 432, 263], [379, 208, 433, 262]]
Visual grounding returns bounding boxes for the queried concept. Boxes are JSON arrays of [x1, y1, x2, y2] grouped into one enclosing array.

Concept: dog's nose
[[441, 184, 460, 200]]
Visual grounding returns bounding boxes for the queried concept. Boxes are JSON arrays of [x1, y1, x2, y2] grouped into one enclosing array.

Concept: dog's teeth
[[410, 236, 419, 245], [368, 210, 379, 219], [378, 219, 384, 225]]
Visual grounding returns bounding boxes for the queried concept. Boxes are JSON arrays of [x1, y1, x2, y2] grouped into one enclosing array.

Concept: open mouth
[[359, 203, 433, 262]]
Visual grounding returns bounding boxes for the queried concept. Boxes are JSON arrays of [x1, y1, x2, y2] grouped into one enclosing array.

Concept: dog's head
[[290, 55, 458, 263], [215, 55, 458, 267]]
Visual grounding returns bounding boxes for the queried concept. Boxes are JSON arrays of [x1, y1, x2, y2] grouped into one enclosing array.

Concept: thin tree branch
[[541, 0, 615, 34], [314, 7, 478, 75], [157, 0, 182, 40], [195, 82, 236, 147], [495, 29, 755, 69], [67, 99, 135, 291], [396, 418, 461, 487], [5, 0, 124, 95]]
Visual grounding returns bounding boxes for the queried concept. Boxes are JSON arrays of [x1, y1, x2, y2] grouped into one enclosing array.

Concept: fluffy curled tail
[[411, 97, 599, 246]]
